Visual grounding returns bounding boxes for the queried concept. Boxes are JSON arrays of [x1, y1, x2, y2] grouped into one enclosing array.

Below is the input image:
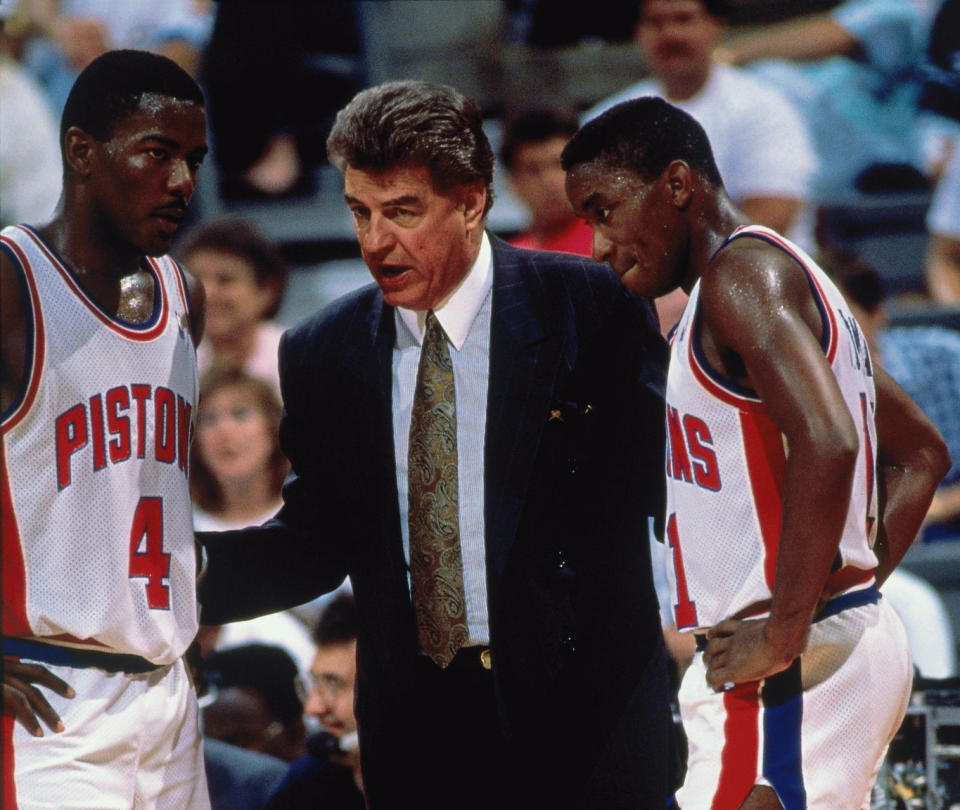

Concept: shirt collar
[[397, 231, 492, 351]]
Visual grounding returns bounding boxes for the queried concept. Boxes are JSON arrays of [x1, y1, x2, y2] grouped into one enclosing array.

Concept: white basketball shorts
[[3, 652, 209, 810], [676, 591, 911, 810]]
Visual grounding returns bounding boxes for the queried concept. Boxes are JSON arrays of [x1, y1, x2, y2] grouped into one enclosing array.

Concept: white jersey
[[1, 224, 200, 664], [663, 225, 878, 631]]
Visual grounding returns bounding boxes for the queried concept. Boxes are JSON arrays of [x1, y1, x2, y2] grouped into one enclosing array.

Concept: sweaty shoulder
[[700, 234, 824, 353]]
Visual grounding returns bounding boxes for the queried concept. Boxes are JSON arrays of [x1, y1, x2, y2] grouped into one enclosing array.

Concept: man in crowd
[[198, 79, 674, 809]]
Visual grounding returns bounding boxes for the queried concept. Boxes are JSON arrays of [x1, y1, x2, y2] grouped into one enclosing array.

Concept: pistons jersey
[[663, 225, 878, 632], [1, 225, 200, 665]]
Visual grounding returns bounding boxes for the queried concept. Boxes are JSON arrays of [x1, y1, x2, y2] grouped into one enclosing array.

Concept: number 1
[[667, 512, 699, 629]]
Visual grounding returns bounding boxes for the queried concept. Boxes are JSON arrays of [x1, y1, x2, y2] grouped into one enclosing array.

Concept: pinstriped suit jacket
[[200, 234, 673, 807]]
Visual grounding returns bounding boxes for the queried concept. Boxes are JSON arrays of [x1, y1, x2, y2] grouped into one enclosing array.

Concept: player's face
[[186, 249, 277, 341], [509, 136, 576, 230], [636, 0, 723, 83], [86, 93, 207, 256], [196, 386, 275, 488], [565, 159, 685, 298], [344, 163, 486, 311], [304, 640, 357, 738]]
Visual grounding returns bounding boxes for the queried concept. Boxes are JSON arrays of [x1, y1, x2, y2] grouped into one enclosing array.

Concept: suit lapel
[[485, 237, 567, 577]]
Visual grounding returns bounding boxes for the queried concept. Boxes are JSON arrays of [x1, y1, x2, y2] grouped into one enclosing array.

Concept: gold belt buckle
[[479, 648, 492, 670]]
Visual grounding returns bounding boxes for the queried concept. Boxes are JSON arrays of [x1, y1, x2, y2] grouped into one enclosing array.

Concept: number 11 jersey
[[663, 225, 879, 632], [2, 225, 200, 665]]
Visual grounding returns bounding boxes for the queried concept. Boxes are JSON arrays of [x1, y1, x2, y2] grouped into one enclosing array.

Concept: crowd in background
[[2, 0, 960, 807]]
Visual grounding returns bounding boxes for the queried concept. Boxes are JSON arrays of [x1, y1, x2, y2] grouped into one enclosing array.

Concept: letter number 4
[[129, 497, 171, 609]]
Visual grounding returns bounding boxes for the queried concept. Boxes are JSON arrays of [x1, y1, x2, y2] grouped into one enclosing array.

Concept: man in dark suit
[[198, 80, 673, 809]]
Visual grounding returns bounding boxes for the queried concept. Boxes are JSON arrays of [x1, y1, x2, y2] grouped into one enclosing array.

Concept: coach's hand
[[703, 618, 800, 690], [2, 660, 74, 736]]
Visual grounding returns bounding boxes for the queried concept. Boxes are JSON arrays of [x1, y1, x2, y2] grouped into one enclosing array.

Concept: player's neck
[[39, 214, 144, 282], [38, 215, 153, 319], [685, 196, 747, 291]]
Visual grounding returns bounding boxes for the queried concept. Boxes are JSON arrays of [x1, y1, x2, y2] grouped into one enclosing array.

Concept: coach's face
[[344, 163, 486, 311]]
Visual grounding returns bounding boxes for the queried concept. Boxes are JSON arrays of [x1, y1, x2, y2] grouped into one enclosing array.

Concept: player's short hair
[[561, 96, 724, 188], [312, 592, 358, 647], [60, 49, 204, 141], [326, 80, 495, 216], [500, 105, 580, 170], [178, 218, 288, 318]]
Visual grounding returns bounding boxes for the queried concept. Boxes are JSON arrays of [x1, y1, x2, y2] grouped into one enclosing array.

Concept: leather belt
[[441, 646, 492, 671]]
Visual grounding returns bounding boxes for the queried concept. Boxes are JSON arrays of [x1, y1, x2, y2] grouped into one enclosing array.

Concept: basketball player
[[1, 50, 209, 808], [563, 97, 950, 810]]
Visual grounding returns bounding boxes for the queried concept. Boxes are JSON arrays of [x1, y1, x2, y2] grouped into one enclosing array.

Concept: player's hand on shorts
[[702, 618, 798, 690], [2, 659, 75, 736]]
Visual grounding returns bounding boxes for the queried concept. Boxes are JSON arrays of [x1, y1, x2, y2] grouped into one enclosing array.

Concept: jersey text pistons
[[56, 384, 193, 490], [665, 405, 721, 491]]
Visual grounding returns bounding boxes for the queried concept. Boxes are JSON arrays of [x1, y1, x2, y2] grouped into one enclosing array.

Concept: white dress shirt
[[392, 232, 493, 644]]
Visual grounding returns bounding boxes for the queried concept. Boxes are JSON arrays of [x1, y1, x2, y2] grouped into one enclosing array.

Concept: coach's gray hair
[[326, 80, 495, 216]]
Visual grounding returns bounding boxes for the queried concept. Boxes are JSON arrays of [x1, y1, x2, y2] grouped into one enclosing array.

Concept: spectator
[[266, 593, 365, 809], [204, 738, 288, 810], [830, 248, 960, 542], [202, 644, 307, 764], [0, 10, 60, 227], [200, 1, 363, 200], [178, 218, 289, 393], [718, 0, 949, 202], [191, 365, 314, 678], [15, 0, 212, 116], [191, 365, 287, 532], [500, 105, 594, 256], [584, 0, 818, 253], [926, 141, 960, 303]]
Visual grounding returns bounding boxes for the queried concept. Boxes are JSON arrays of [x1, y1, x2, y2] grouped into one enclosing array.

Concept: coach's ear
[[459, 181, 487, 235], [664, 159, 694, 210], [64, 127, 95, 179]]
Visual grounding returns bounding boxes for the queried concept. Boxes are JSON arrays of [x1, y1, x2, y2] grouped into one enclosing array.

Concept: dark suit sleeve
[[198, 328, 353, 625]]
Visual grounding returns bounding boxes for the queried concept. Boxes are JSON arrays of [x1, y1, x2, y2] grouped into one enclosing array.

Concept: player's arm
[[871, 364, 950, 587], [700, 243, 861, 687]]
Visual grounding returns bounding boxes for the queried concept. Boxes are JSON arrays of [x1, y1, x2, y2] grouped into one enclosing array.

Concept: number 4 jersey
[[2, 225, 200, 665], [664, 225, 878, 632]]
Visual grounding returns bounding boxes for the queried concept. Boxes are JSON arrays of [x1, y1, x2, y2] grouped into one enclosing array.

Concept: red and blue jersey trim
[[689, 226, 839, 410], [14, 226, 169, 341]]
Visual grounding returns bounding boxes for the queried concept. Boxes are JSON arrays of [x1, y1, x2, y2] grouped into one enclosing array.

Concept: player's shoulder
[[702, 230, 808, 311]]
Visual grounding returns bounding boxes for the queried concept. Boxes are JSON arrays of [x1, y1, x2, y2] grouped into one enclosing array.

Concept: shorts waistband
[[813, 585, 880, 622], [2, 637, 161, 674], [693, 586, 881, 652]]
